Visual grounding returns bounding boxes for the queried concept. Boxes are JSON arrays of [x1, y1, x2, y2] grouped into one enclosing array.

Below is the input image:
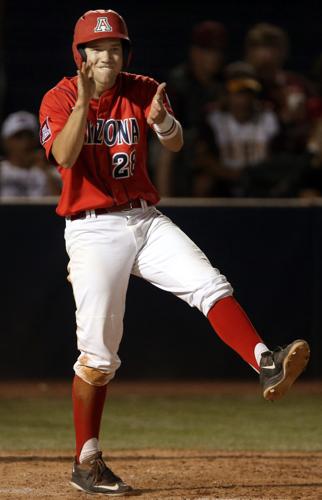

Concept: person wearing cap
[[245, 23, 316, 155], [154, 20, 228, 197], [0, 111, 60, 197], [194, 62, 280, 196]]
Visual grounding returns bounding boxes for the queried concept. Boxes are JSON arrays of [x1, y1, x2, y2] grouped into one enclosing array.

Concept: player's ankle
[[254, 342, 270, 368], [79, 437, 100, 464]]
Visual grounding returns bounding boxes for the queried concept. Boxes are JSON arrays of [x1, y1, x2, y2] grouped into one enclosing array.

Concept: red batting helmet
[[72, 9, 131, 68]]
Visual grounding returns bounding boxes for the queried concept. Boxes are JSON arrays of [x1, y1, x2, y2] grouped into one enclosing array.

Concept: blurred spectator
[[311, 53, 322, 97], [245, 23, 316, 154], [0, 1, 5, 122], [0, 111, 60, 197], [0, 54, 5, 123], [296, 119, 322, 198], [154, 20, 228, 196], [308, 53, 322, 120], [193, 62, 280, 196], [292, 54, 322, 198]]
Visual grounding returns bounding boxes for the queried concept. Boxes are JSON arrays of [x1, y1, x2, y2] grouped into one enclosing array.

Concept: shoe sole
[[70, 480, 134, 496], [263, 340, 310, 401]]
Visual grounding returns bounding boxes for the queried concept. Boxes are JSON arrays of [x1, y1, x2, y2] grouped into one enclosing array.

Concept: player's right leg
[[65, 213, 136, 495], [132, 209, 310, 399], [131, 209, 266, 371]]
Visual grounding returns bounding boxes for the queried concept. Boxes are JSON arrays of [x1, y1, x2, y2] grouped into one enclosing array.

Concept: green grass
[[1, 393, 322, 451]]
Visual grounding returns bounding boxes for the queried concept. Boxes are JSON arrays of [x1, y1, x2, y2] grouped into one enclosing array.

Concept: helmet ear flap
[[78, 46, 87, 63]]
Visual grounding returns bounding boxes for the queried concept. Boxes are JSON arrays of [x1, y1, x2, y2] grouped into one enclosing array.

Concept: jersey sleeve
[[142, 78, 174, 121], [39, 85, 75, 161]]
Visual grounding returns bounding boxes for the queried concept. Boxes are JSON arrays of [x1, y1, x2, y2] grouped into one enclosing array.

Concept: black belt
[[69, 199, 147, 221]]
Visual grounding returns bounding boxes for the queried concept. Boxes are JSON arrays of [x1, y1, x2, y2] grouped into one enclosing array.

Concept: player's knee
[[74, 354, 120, 386], [75, 365, 115, 386], [197, 272, 233, 316]]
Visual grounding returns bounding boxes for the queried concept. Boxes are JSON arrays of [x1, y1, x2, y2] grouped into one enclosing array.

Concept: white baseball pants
[[64, 204, 233, 383]]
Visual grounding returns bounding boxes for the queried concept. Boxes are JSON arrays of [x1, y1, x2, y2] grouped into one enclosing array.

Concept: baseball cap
[[1, 111, 38, 139], [225, 61, 262, 93], [227, 78, 262, 94], [191, 21, 228, 50]]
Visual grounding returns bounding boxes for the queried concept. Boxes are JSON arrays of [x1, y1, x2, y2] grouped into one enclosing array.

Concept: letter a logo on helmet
[[94, 17, 112, 33]]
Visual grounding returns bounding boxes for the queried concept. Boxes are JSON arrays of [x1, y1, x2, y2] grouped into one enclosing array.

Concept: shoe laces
[[261, 345, 286, 367], [88, 452, 120, 484], [91, 456, 106, 483]]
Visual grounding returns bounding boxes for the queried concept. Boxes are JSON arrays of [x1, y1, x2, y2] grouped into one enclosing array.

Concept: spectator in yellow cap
[[193, 62, 280, 196]]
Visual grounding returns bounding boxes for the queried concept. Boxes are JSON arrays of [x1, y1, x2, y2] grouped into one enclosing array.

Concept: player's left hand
[[147, 82, 167, 126]]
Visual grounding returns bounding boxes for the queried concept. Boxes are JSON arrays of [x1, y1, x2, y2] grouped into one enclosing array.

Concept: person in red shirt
[[39, 10, 310, 496]]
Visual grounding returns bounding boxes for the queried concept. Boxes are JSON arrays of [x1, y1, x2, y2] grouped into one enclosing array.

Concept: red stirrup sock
[[72, 375, 107, 463], [207, 296, 265, 371]]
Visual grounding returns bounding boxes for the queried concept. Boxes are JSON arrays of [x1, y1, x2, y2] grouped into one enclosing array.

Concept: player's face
[[84, 39, 123, 86]]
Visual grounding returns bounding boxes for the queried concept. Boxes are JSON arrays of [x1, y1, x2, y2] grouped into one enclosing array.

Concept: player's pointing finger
[[155, 82, 166, 99]]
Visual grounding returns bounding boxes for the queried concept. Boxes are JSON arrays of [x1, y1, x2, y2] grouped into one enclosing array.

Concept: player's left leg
[[132, 209, 310, 399], [65, 213, 138, 495]]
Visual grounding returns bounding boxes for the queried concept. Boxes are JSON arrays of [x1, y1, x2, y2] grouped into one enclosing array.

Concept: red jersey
[[39, 72, 173, 216]]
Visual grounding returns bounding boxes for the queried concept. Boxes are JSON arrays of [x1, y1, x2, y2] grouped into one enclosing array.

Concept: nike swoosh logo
[[96, 484, 121, 491]]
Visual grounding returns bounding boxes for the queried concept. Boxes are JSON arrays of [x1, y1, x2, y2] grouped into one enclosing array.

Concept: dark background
[[1, 203, 321, 380], [3, 0, 322, 117]]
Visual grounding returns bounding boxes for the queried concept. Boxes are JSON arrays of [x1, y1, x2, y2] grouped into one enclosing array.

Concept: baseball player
[[39, 10, 310, 496]]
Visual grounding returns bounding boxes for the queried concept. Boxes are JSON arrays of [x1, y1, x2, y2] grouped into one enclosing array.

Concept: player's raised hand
[[147, 82, 167, 126], [76, 62, 96, 105]]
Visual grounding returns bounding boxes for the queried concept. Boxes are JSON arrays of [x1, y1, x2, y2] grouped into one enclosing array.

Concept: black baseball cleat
[[70, 451, 133, 496], [260, 339, 310, 401]]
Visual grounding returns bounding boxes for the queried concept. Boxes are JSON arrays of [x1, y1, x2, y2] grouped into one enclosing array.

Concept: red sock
[[72, 375, 107, 462], [207, 296, 264, 371]]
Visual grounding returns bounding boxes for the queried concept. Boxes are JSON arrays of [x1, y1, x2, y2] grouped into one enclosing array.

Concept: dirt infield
[[0, 381, 321, 499], [0, 449, 321, 499], [0, 379, 321, 398]]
